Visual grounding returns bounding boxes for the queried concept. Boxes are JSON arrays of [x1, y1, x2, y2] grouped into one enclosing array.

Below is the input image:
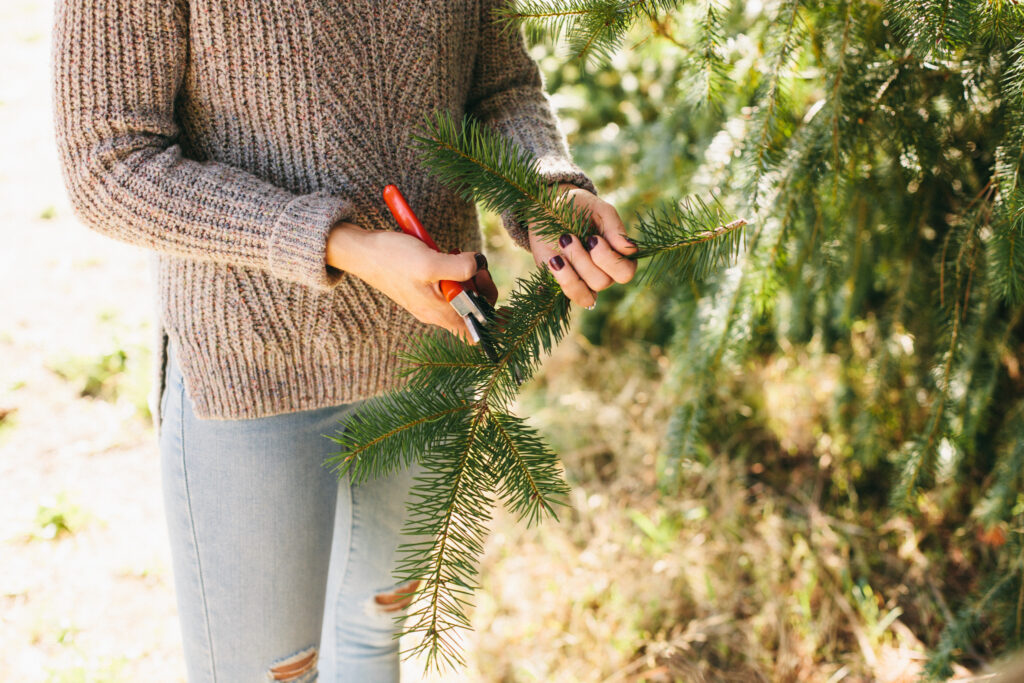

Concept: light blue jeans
[[158, 341, 418, 682]]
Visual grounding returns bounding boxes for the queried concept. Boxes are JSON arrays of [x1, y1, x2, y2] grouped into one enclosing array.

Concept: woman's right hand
[[326, 221, 497, 341]]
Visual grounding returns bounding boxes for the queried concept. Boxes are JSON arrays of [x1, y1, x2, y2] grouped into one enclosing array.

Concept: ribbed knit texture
[[52, 0, 595, 427]]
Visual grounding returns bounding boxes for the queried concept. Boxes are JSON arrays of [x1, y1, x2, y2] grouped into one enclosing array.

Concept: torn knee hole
[[374, 580, 421, 613], [268, 647, 317, 681]]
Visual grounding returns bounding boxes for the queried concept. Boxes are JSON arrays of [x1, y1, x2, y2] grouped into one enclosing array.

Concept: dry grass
[[473, 338, 928, 682]]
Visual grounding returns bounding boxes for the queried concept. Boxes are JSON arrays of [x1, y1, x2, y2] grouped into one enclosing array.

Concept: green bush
[[516, 0, 1024, 676]]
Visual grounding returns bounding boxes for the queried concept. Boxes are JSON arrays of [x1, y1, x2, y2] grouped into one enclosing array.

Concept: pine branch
[[827, 1, 853, 193], [497, 0, 681, 63], [412, 112, 593, 244], [891, 281, 965, 509], [630, 197, 747, 284], [329, 276, 576, 670], [397, 332, 499, 394], [926, 561, 1023, 678], [485, 412, 570, 524], [496, 0, 600, 44], [977, 405, 1024, 525], [491, 269, 575, 389], [397, 409, 493, 669], [989, 187, 1024, 304], [327, 108, 746, 669], [685, 0, 731, 109], [976, 1, 1024, 45], [1003, 39, 1024, 103], [416, 111, 748, 279], [742, 0, 803, 201], [888, 0, 975, 59], [325, 388, 476, 484], [655, 203, 784, 487]]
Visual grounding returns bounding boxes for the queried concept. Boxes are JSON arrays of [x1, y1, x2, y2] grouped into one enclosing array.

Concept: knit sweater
[[53, 0, 594, 428]]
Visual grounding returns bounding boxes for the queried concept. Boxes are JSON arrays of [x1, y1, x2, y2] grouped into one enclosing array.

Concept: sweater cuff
[[502, 155, 599, 250], [269, 192, 351, 290]]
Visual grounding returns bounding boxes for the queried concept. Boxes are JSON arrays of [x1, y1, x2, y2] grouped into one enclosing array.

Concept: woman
[[53, 1, 636, 680]]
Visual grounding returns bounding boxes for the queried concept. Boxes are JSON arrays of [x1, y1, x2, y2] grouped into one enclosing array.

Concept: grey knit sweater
[[53, 0, 594, 426]]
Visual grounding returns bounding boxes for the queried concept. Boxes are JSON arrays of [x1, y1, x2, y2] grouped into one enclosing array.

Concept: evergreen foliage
[[507, 0, 1024, 674], [496, 0, 680, 62], [327, 113, 745, 668], [331, 0, 1024, 672]]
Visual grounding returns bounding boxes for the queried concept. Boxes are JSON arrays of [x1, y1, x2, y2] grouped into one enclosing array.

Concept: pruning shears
[[382, 184, 501, 365]]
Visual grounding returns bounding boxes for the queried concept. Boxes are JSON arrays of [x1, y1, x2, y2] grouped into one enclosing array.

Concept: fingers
[[423, 251, 496, 342], [583, 234, 637, 284], [423, 250, 480, 283], [589, 200, 638, 258], [416, 296, 473, 343], [561, 187, 637, 258], [532, 191, 638, 305], [547, 254, 596, 308], [549, 231, 635, 307], [472, 268, 499, 307], [557, 234, 613, 292]]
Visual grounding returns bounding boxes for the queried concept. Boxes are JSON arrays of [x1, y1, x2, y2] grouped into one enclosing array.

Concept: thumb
[[424, 251, 479, 283]]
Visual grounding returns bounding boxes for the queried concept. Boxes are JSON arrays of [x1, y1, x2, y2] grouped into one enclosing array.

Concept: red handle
[[383, 184, 464, 302]]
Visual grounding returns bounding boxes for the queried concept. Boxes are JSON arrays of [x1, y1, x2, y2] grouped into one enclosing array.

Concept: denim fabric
[[159, 341, 416, 682]]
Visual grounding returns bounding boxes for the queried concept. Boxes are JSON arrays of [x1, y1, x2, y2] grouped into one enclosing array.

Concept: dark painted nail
[[475, 253, 488, 271], [585, 235, 599, 251], [548, 255, 565, 271], [558, 234, 573, 249]]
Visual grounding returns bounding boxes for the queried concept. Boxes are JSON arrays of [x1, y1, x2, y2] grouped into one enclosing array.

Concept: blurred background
[[4, 0, 1024, 681]]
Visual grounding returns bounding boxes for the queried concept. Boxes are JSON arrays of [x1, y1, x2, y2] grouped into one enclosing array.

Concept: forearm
[[59, 140, 351, 288], [327, 222, 390, 282], [53, 0, 349, 291]]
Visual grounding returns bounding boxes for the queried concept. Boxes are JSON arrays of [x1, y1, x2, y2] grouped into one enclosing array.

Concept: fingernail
[[585, 235, 599, 251], [548, 255, 565, 271], [558, 234, 573, 249], [475, 253, 488, 271]]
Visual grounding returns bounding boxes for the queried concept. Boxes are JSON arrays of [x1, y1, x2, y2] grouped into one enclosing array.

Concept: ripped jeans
[[159, 341, 417, 682]]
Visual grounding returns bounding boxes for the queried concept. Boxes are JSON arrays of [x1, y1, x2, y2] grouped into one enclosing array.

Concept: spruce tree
[[492, 0, 1023, 676]]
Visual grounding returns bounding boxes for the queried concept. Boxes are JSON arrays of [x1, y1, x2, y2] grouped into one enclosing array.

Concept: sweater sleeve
[[465, 0, 597, 249], [52, 0, 348, 291]]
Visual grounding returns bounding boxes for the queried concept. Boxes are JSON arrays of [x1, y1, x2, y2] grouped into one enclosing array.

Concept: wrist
[[326, 221, 369, 276]]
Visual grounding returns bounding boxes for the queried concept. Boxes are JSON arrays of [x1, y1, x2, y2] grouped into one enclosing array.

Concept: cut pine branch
[[415, 111, 748, 272], [326, 109, 747, 671], [412, 113, 592, 244]]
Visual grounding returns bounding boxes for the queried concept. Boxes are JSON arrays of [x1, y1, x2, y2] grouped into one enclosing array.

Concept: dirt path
[[1, 1, 186, 679]]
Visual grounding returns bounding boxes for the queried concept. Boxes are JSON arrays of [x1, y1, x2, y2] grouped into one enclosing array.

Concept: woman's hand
[[327, 222, 497, 341], [528, 184, 638, 308]]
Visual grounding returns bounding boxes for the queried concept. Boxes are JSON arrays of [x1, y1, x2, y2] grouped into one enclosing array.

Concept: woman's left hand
[[528, 184, 638, 308]]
